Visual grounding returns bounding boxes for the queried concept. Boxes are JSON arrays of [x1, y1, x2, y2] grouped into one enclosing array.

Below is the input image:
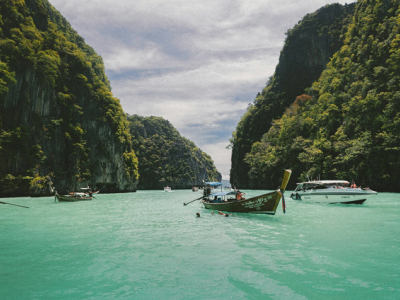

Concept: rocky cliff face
[[128, 115, 221, 190], [243, 0, 400, 192], [230, 3, 356, 189], [0, 0, 138, 196]]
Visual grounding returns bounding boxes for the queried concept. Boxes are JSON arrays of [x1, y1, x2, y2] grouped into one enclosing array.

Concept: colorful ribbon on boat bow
[[277, 189, 286, 213]]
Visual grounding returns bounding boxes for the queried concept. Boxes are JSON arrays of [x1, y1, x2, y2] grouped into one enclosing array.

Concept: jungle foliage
[[243, 0, 400, 192], [127, 115, 221, 189], [230, 3, 356, 188], [0, 0, 138, 195]]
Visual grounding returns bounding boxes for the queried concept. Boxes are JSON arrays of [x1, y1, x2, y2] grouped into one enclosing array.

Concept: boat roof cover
[[297, 180, 350, 185], [209, 191, 237, 197], [204, 182, 222, 186]]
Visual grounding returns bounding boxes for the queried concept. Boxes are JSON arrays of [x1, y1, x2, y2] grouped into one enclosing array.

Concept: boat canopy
[[204, 182, 222, 186], [209, 191, 237, 197]]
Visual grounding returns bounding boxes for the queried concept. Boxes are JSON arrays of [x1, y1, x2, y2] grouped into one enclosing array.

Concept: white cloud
[[104, 45, 174, 71], [112, 53, 276, 144], [48, 0, 356, 180]]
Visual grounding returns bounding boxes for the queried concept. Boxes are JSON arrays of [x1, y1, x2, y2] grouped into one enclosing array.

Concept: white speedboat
[[290, 180, 377, 204], [164, 186, 171, 192]]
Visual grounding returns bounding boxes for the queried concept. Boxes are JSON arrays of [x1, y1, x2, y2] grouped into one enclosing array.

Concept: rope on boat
[[0, 201, 29, 208]]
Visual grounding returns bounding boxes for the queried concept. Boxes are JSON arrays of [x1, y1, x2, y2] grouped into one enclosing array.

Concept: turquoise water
[[1, 190, 399, 299]]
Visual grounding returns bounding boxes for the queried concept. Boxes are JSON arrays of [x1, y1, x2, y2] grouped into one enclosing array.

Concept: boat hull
[[202, 191, 282, 214], [290, 190, 377, 204]]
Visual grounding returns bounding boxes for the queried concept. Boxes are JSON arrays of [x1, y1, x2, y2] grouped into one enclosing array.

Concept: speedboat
[[290, 180, 377, 204], [164, 186, 171, 192]]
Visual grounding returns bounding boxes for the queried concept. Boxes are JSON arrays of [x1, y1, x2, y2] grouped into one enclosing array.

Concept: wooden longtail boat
[[201, 169, 292, 214], [55, 191, 93, 202]]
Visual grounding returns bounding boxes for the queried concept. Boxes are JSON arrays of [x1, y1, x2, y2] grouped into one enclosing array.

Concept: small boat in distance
[[201, 169, 291, 214], [55, 191, 93, 202], [80, 186, 99, 195], [55, 186, 98, 202], [164, 186, 171, 192], [290, 180, 377, 204]]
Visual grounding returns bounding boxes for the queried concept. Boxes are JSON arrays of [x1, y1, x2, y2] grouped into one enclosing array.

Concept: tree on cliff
[[245, 0, 400, 192], [0, 0, 138, 195], [127, 115, 221, 189], [229, 3, 356, 189]]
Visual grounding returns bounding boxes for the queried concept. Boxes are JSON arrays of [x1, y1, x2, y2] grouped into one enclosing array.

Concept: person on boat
[[236, 191, 242, 200], [351, 181, 357, 188], [203, 186, 212, 197]]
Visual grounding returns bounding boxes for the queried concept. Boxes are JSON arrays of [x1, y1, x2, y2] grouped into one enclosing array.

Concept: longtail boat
[[55, 191, 93, 202], [201, 169, 291, 214]]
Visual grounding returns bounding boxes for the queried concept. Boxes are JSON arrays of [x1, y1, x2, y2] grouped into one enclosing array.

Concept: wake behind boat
[[201, 169, 292, 214], [290, 180, 377, 204]]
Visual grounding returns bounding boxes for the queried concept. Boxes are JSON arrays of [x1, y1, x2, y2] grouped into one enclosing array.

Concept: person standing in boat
[[351, 181, 357, 188]]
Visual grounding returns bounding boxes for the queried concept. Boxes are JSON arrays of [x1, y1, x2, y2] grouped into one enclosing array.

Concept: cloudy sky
[[48, 0, 355, 180]]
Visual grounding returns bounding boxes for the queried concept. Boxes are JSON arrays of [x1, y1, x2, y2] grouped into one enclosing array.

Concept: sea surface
[[1, 189, 399, 299]]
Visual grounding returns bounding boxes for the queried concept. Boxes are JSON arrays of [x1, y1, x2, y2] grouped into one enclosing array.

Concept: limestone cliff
[[128, 115, 221, 190], [0, 0, 138, 196], [243, 0, 400, 192], [230, 3, 356, 188]]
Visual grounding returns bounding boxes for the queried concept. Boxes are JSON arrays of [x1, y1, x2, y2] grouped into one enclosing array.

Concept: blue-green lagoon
[[1, 190, 399, 299]]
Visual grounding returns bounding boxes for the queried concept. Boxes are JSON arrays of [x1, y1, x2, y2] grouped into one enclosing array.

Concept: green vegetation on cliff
[[229, 3, 356, 189], [0, 0, 138, 195], [244, 0, 400, 192], [128, 115, 221, 189]]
